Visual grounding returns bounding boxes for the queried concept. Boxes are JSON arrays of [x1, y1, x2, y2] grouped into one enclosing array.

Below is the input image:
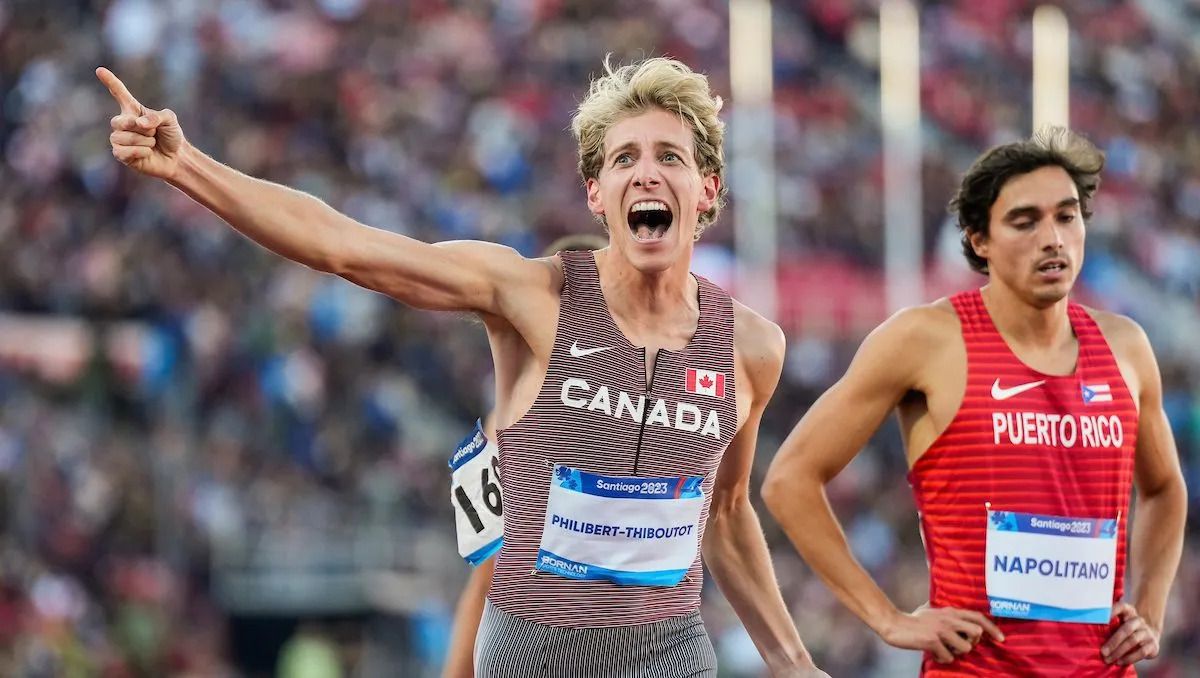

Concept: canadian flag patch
[[685, 368, 726, 398]]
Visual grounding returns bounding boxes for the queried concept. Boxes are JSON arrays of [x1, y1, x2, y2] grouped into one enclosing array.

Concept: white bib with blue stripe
[[985, 508, 1118, 624], [449, 421, 504, 565], [536, 465, 704, 587]]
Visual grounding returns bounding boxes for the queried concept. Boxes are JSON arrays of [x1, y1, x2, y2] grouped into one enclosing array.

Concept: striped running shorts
[[475, 599, 718, 677]]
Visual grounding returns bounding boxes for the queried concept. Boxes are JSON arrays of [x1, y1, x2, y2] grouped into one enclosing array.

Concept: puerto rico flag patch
[[1082, 383, 1112, 404], [686, 368, 726, 398]]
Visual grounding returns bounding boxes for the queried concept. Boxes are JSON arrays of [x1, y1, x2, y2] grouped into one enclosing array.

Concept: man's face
[[586, 107, 719, 274], [971, 165, 1085, 307]]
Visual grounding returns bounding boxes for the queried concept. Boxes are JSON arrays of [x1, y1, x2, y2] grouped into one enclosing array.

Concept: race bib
[[536, 465, 704, 587], [985, 509, 1118, 624], [448, 421, 504, 565]]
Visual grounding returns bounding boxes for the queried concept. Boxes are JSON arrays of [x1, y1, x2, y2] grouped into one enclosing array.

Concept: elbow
[[760, 466, 791, 519], [306, 201, 360, 276], [761, 458, 820, 519], [709, 484, 751, 526], [1140, 464, 1189, 504], [1146, 472, 1189, 510], [316, 232, 352, 276]]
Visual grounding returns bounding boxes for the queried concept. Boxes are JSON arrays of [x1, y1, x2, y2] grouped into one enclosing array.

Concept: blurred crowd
[[0, 0, 1197, 675]]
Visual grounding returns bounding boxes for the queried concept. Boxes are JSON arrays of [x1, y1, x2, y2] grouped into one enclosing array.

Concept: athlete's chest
[[555, 345, 732, 432]]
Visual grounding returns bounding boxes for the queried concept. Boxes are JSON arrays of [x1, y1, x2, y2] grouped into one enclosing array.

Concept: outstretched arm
[[761, 308, 1002, 664], [97, 67, 548, 316], [701, 312, 825, 677]]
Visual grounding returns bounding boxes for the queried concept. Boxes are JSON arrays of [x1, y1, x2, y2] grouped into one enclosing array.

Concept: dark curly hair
[[948, 126, 1105, 274]]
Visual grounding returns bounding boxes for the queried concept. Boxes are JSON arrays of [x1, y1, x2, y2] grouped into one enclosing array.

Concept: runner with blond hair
[[99, 57, 826, 677]]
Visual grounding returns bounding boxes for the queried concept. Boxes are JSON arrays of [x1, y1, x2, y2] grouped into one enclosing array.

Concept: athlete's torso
[[909, 290, 1138, 676], [488, 251, 738, 627]]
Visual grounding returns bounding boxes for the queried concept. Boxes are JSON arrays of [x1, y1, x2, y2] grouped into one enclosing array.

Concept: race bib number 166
[[449, 421, 504, 565]]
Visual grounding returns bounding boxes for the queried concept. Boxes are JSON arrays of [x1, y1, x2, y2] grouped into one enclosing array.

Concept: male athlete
[[99, 58, 825, 676], [763, 127, 1186, 675], [443, 233, 607, 678]]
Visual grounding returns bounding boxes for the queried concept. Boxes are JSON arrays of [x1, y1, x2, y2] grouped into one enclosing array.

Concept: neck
[[595, 247, 696, 319], [980, 282, 1072, 347]]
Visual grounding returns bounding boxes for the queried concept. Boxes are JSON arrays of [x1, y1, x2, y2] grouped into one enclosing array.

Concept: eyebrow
[[1003, 197, 1080, 221], [605, 142, 637, 162], [605, 140, 691, 162]]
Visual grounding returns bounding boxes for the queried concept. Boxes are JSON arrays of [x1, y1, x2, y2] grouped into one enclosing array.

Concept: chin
[[1029, 284, 1072, 306], [626, 248, 678, 274]]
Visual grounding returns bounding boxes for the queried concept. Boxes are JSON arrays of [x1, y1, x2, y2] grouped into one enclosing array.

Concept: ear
[[586, 177, 604, 217], [697, 173, 719, 213], [969, 229, 989, 261]]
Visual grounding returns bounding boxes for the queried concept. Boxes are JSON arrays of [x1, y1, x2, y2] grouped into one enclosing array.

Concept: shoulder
[[732, 300, 785, 361], [1083, 306, 1156, 370], [731, 300, 786, 399], [864, 297, 960, 351], [732, 300, 785, 373], [839, 298, 962, 394]]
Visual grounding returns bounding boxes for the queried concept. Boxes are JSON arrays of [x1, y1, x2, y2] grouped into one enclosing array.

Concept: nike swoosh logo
[[991, 378, 1046, 400], [569, 341, 614, 358]]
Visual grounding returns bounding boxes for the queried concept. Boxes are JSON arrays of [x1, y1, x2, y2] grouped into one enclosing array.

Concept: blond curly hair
[[571, 57, 727, 238]]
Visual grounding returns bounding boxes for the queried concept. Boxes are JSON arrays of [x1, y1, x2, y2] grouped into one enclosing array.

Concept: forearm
[[703, 498, 814, 673], [763, 474, 899, 635], [168, 144, 353, 272], [443, 559, 494, 678], [1128, 480, 1187, 631]]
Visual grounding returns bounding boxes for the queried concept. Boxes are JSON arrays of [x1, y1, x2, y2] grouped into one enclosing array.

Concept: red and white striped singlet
[[910, 290, 1138, 676]]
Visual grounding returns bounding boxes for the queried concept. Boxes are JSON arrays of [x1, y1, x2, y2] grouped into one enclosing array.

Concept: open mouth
[[1037, 259, 1067, 274], [628, 200, 673, 242]]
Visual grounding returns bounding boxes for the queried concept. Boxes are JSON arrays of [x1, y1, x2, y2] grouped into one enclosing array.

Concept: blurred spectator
[[0, 0, 1196, 675]]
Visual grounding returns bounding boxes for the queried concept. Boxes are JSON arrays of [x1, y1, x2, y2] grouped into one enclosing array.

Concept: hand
[[771, 665, 831, 678], [96, 67, 188, 180], [877, 604, 1005, 664], [1101, 602, 1160, 666]]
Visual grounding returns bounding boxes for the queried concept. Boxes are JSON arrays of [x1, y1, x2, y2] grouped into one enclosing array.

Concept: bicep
[[1134, 405, 1183, 496], [774, 326, 919, 482], [1129, 339, 1184, 496], [715, 318, 785, 504], [336, 229, 541, 314]]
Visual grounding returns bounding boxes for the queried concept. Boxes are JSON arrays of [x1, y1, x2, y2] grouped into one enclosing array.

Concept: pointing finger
[[96, 67, 143, 115]]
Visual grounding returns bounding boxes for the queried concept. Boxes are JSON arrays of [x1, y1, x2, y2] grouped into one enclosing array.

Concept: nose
[[632, 159, 661, 189], [1038, 217, 1065, 252]]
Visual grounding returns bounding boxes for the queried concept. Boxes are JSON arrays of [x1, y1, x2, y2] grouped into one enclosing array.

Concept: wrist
[[868, 605, 904, 640], [1131, 598, 1165, 635], [765, 648, 816, 673], [166, 141, 201, 187]]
